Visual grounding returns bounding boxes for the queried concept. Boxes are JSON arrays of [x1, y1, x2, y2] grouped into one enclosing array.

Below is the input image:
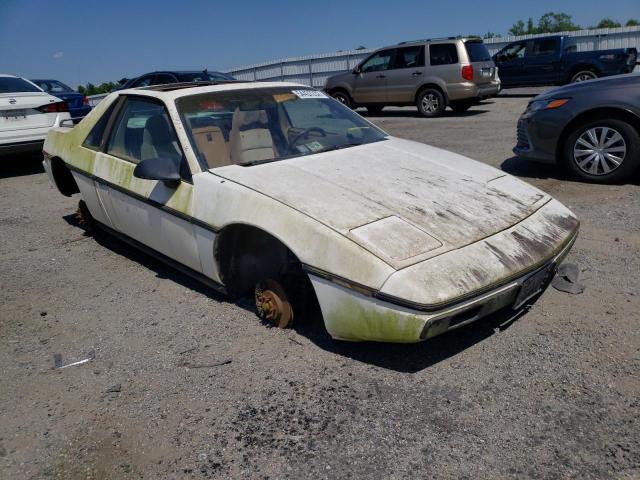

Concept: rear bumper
[[447, 80, 501, 101], [0, 139, 44, 156]]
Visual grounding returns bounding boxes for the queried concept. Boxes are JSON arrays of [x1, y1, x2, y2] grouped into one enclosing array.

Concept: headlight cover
[[528, 98, 570, 112]]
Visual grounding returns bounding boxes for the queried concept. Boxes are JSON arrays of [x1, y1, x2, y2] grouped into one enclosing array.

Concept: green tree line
[[77, 81, 121, 95], [508, 12, 639, 37]]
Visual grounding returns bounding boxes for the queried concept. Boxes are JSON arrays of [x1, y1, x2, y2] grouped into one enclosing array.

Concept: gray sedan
[[514, 73, 640, 183]]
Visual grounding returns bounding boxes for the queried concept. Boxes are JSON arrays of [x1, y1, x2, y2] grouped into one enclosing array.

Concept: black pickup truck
[[494, 35, 637, 87]]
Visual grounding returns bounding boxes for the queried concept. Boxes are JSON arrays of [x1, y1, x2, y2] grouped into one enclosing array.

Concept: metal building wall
[[225, 26, 640, 88]]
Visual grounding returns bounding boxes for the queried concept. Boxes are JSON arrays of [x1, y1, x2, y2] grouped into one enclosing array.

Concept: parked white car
[[43, 81, 579, 343], [0, 74, 71, 155]]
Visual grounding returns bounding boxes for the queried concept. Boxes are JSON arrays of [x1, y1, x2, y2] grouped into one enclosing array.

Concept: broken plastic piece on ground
[[551, 263, 584, 294], [53, 349, 96, 369]]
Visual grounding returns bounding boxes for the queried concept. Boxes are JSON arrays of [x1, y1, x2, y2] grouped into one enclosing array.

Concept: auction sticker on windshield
[[291, 90, 327, 99]]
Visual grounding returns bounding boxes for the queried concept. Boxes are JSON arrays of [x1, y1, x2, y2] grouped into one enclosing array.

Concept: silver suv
[[324, 37, 500, 117]]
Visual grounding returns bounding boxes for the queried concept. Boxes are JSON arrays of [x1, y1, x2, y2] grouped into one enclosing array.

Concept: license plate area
[[514, 264, 555, 309], [480, 67, 493, 78], [1, 109, 28, 120]]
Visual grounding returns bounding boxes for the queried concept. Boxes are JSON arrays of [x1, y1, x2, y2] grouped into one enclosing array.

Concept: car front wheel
[[563, 118, 640, 183], [331, 91, 352, 109], [570, 70, 598, 83], [416, 89, 445, 117]]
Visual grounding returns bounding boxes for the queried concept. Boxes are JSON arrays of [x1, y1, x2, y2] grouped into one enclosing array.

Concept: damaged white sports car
[[43, 81, 579, 342]]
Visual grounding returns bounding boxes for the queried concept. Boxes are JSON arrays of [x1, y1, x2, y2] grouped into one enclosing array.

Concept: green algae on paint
[[325, 297, 427, 343]]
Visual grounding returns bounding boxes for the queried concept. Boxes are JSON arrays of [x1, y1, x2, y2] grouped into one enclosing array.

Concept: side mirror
[[495, 54, 506, 63], [352, 67, 361, 75], [133, 157, 181, 187]]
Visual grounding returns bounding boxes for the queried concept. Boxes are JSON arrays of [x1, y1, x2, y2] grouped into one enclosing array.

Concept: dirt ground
[[1, 88, 639, 479]]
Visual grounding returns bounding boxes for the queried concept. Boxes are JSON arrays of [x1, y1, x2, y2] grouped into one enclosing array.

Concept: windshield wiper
[[317, 142, 363, 153]]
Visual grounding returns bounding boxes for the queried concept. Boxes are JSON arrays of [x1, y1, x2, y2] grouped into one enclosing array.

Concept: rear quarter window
[[464, 41, 491, 62], [0, 77, 41, 93], [83, 101, 117, 150], [429, 44, 459, 66]]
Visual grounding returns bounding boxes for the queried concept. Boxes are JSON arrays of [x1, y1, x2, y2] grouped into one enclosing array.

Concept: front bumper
[[309, 233, 576, 343], [513, 108, 573, 164]]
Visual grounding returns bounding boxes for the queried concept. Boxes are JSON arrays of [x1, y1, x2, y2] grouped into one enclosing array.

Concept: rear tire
[[416, 88, 445, 117], [563, 118, 640, 183], [76, 200, 96, 234], [570, 70, 598, 83], [331, 90, 352, 109], [449, 100, 473, 113]]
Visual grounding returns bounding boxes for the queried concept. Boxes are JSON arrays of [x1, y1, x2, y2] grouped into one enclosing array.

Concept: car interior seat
[[228, 108, 276, 164], [141, 114, 182, 163]]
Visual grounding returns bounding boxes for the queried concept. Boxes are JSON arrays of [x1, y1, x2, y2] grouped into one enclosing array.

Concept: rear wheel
[[331, 90, 352, 109], [449, 100, 473, 113], [416, 88, 445, 117], [570, 70, 598, 83], [76, 200, 96, 234], [563, 118, 640, 183]]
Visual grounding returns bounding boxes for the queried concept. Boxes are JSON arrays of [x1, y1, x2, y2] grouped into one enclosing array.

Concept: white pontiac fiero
[[43, 81, 579, 343]]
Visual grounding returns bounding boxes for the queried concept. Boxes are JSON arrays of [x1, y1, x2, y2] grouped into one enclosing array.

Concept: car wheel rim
[[255, 279, 293, 328], [421, 93, 438, 112], [573, 126, 626, 176], [334, 94, 347, 105], [574, 72, 595, 82]]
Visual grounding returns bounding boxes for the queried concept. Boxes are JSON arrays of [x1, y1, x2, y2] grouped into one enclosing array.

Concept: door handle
[[411, 71, 423, 76], [375, 74, 386, 79]]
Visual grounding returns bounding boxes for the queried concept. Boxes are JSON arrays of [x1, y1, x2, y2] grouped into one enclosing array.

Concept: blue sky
[[1, 0, 638, 88]]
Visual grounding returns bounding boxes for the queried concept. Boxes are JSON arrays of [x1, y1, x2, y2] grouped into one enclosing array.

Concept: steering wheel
[[289, 127, 327, 145]]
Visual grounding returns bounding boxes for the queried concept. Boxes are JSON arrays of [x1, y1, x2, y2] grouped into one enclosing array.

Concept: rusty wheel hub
[[255, 279, 293, 328]]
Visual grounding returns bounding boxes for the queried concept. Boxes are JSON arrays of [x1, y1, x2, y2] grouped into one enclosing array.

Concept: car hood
[[536, 73, 640, 100], [212, 137, 550, 269]]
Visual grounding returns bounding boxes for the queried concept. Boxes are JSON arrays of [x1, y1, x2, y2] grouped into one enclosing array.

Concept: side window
[[394, 46, 425, 69], [360, 50, 395, 73], [132, 75, 153, 88], [501, 43, 527, 60], [429, 44, 459, 66], [106, 97, 183, 169], [531, 39, 556, 56], [82, 100, 118, 150], [152, 73, 177, 85]]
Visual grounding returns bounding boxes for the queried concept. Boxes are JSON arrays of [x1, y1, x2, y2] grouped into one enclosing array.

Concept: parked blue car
[[31, 79, 92, 121]]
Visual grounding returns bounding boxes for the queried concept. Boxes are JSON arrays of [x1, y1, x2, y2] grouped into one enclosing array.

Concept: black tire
[[449, 100, 473, 113], [563, 118, 640, 183], [366, 105, 383, 114], [76, 199, 96, 234], [570, 69, 598, 83], [416, 88, 445, 117], [331, 90, 352, 109]]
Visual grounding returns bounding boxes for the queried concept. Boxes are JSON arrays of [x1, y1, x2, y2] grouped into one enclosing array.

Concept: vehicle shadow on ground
[[299, 306, 530, 373], [62, 213, 229, 302], [501, 155, 640, 186], [62, 212, 536, 374], [0, 154, 44, 179], [497, 92, 538, 98], [360, 108, 490, 119]]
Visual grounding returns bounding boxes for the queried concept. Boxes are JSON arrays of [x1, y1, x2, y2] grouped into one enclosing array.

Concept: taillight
[[83, 96, 89, 106], [38, 101, 69, 113], [461, 64, 473, 81]]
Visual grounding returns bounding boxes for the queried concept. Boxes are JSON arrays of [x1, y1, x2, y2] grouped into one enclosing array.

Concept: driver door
[[97, 96, 202, 271], [494, 42, 527, 86], [353, 49, 396, 104]]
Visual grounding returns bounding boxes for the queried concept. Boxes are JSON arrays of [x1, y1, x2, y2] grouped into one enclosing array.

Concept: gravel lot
[[1, 88, 639, 479]]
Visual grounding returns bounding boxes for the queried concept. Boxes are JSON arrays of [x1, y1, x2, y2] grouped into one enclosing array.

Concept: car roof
[[115, 80, 311, 101]]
